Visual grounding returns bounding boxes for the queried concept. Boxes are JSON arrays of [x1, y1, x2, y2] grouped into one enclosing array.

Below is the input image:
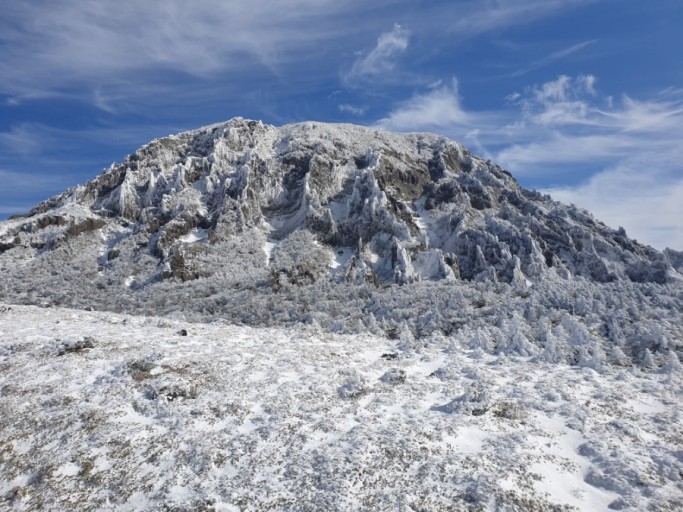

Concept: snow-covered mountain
[[0, 118, 681, 366], [2, 118, 681, 286], [1, 119, 682, 510]]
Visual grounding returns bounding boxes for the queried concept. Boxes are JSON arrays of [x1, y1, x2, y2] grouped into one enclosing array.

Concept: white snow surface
[[1, 304, 681, 511], [179, 228, 208, 244]]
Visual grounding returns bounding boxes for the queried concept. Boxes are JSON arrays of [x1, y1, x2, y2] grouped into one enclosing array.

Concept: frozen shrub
[[337, 372, 368, 399], [495, 313, 536, 357], [380, 368, 406, 385], [396, 322, 415, 352], [576, 340, 607, 373], [661, 350, 682, 374], [432, 384, 490, 416], [642, 349, 656, 369], [608, 345, 631, 366], [493, 401, 526, 420]]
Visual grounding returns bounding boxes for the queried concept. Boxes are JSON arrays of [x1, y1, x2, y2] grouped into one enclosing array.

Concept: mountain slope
[[1, 304, 681, 511], [1, 119, 682, 510], [0, 118, 681, 369], [1, 118, 680, 286]]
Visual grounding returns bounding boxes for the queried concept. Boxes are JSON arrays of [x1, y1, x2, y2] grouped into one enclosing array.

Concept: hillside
[[0, 118, 682, 510], [1, 304, 681, 511], [0, 118, 681, 369]]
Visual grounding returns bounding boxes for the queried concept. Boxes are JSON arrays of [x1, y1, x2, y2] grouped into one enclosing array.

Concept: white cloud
[[534, 74, 596, 103], [343, 24, 410, 85], [338, 104, 367, 116], [496, 77, 683, 250], [508, 74, 598, 127], [0, 123, 55, 156], [511, 77, 683, 250], [0, 1, 598, 109], [598, 96, 683, 133], [496, 133, 644, 170], [0, 0, 397, 103], [512, 40, 597, 77], [448, 0, 597, 38], [497, 76, 683, 172], [341, 1, 594, 89], [544, 162, 683, 251], [375, 79, 475, 131], [0, 122, 177, 158]]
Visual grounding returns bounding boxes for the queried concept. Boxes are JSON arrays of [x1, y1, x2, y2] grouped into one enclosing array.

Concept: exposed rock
[[56, 336, 95, 356], [0, 241, 16, 254], [65, 218, 106, 238]]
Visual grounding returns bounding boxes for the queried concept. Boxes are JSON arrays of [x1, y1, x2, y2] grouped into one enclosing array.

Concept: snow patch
[[263, 239, 277, 263], [330, 246, 354, 270], [179, 228, 208, 244]]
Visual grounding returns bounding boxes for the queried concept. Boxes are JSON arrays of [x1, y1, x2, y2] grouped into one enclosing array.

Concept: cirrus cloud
[[544, 161, 683, 251], [0, 0, 395, 102], [342, 24, 410, 86]]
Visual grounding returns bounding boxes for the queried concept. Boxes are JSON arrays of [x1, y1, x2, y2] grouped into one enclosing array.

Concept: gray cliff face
[[0, 117, 681, 290]]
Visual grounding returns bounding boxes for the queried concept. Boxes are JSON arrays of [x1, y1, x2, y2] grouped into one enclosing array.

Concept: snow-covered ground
[[0, 304, 681, 511]]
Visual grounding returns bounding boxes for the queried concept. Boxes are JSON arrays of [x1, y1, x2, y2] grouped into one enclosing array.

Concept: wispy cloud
[[382, 72, 683, 177], [544, 160, 683, 251], [507, 74, 597, 126], [448, 0, 597, 38], [1, 1, 598, 110], [375, 79, 480, 131], [343, 24, 410, 86], [515, 85, 683, 249], [338, 104, 367, 116], [0, 168, 69, 193], [373, 78, 506, 158], [0, 123, 54, 156], [498, 76, 683, 172], [0, 122, 180, 159], [0, 121, 189, 219], [496, 133, 646, 170], [498, 77, 683, 249], [0, 1, 395, 104], [598, 96, 683, 133], [512, 40, 597, 77]]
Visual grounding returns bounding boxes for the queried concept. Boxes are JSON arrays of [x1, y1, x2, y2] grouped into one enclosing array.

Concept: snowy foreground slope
[[1, 305, 681, 511]]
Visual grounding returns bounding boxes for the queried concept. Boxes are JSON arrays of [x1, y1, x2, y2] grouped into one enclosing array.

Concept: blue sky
[[1, 0, 682, 249]]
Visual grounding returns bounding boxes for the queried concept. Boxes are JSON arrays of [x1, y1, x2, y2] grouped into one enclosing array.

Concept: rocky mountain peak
[[3, 117, 679, 289]]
